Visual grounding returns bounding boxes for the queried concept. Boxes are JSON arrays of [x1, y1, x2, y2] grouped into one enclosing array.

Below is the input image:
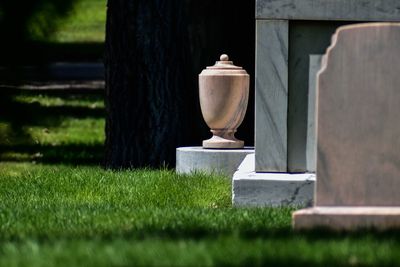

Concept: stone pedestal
[[233, 154, 315, 207], [176, 147, 254, 176], [294, 207, 400, 231]]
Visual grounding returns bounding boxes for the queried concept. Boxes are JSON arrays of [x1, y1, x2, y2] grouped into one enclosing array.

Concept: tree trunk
[[104, 0, 190, 168]]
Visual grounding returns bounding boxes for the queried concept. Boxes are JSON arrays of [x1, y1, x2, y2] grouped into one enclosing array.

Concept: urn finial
[[220, 54, 229, 61]]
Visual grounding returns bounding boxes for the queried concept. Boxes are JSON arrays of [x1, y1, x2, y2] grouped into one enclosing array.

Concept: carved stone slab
[[255, 20, 288, 172], [257, 0, 400, 21], [294, 23, 400, 230]]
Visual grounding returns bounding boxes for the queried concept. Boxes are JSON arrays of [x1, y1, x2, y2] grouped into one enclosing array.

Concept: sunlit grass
[[28, 0, 106, 43], [49, 0, 106, 43], [13, 94, 104, 108], [0, 90, 104, 163], [1, 90, 400, 266], [27, 118, 104, 145], [1, 161, 400, 266]]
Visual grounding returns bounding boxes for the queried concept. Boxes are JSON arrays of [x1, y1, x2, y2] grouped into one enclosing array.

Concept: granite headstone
[[294, 23, 400, 230]]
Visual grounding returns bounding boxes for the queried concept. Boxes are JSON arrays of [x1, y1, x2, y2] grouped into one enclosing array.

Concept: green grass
[[0, 0, 106, 64], [2, 89, 400, 266], [13, 94, 104, 108], [0, 89, 104, 163], [1, 163, 400, 267], [29, 0, 106, 43], [48, 0, 106, 43]]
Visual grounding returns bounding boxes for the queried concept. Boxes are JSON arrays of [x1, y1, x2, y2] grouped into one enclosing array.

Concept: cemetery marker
[[294, 23, 400, 230]]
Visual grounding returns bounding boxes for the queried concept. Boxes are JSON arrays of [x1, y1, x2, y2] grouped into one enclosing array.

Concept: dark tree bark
[[105, 0, 190, 168], [104, 0, 255, 169]]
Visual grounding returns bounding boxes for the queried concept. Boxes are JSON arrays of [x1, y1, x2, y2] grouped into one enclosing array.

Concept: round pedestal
[[176, 146, 254, 176]]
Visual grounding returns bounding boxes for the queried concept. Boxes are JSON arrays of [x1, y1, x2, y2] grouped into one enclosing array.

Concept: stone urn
[[199, 54, 249, 149]]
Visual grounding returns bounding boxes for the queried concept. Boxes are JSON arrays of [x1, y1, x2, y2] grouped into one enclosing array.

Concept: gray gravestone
[[287, 22, 342, 172], [255, 20, 288, 172], [294, 23, 400, 230], [257, 0, 400, 21], [255, 0, 400, 173], [233, 0, 400, 207], [306, 55, 322, 172]]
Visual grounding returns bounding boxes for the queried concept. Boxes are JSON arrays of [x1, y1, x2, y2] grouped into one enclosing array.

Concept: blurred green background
[[0, 0, 105, 64]]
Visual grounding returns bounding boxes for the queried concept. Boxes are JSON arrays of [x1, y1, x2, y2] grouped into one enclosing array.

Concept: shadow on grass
[[21, 42, 104, 63], [0, 87, 104, 165], [0, 87, 104, 96], [0, 143, 103, 165], [3, 202, 400, 243], [78, 225, 400, 243], [0, 96, 105, 124], [0, 42, 104, 69], [0, 87, 104, 129], [4, 222, 400, 267]]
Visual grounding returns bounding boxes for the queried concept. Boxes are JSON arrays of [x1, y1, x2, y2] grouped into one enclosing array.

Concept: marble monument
[[294, 23, 400, 230]]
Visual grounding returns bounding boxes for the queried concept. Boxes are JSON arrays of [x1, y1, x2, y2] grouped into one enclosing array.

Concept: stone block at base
[[293, 207, 400, 230], [176, 147, 254, 176], [233, 154, 315, 207]]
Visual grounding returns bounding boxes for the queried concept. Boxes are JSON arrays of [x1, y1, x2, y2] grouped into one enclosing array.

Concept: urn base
[[203, 135, 244, 149]]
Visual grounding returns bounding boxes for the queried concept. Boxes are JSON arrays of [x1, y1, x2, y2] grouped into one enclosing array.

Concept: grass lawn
[[0, 0, 106, 64], [30, 0, 106, 43], [50, 0, 106, 43], [1, 90, 400, 266]]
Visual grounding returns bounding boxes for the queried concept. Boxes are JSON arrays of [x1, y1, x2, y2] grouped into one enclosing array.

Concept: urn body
[[199, 55, 249, 148]]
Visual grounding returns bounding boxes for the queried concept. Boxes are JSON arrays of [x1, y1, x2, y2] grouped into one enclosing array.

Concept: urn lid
[[200, 54, 248, 75], [206, 54, 243, 70]]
